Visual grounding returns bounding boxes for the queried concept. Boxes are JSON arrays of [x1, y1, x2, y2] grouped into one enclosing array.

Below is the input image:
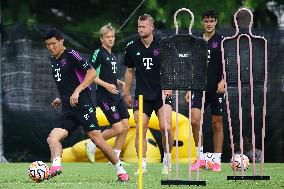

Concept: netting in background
[[1, 24, 283, 162], [159, 34, 207, 90], [174, 29, 284, 163]]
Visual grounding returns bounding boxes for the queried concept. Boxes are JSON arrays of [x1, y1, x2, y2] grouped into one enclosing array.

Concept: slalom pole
[[138, 95, 143, 189]]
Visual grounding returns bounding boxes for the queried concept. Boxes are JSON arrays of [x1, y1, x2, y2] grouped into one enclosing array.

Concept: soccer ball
[[28, 161, 49, 182], [230, 154, 250, 171]]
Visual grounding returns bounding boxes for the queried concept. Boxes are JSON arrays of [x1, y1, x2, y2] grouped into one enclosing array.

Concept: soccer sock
[[163, 152, 171, 165], [52, 157, 61, 166], [114, 149, 121, 158], [115, 160, 126, 174], [88, 140, 97, 154], [142, 158, 147, 169], [196, 146, 205, 160], [214, 153, 222, 164]]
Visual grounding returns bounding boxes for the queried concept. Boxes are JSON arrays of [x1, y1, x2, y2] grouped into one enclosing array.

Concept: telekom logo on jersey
[[54, 68, 61, 81], [111, 62, 117, 73], [143, 58, 153, 70]]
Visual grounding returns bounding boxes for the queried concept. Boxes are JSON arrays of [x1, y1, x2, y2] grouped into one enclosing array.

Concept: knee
[[47, 134, 52, 144], [88, 131, 104, 147], [88, 130, 97, 139], [123, 123, 130, 133], [46, 128, 68, 144], [191, 118, 200, 128], [136, 125, 148, 137], [47, 132, 58, 144], [113, 125, 124, 134], [212, 120, 223, 131], [160, 126, 172, 135]]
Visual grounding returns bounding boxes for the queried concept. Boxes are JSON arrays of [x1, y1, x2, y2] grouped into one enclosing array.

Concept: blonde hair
[[99, 23, 116, 38], [138, 14, 154, 24]]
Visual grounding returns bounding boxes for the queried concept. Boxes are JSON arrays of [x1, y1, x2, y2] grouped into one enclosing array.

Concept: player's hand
[[119, 82, 126, 95], [184, 91, 190, 103], [124, 94, 133, 107], [163, 90, 172, 98], [106, 83, 119, 94], [217, 79, 225, 93], [70, 91, 80, 107], [52, 98, 61, 108]]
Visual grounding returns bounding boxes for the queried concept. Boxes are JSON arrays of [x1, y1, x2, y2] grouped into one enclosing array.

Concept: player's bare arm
[[124, 68, 134, 106], [117, 79, 126, 94], [184, 91, 190, 103], [70, 67, 97, 107], [216, 79, 225, 93], [94, 77, 118, 94], [163, 90, 172, 98]]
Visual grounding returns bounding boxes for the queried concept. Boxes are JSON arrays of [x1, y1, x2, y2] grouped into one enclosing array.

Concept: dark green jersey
[[90, 47, 120, 99]]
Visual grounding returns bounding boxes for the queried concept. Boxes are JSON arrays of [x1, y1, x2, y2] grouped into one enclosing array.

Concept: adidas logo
[[136, 52, 140, 56], [90, 124, 96, 128]]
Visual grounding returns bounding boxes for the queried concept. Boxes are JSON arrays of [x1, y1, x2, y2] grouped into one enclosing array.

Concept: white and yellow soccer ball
[[28, 161, 49, 182], [230, 154, 250, 171]]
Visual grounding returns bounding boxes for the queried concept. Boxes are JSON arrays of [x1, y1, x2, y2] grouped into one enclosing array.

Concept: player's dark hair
[[44, 28, 63, 40], [202, 10, 218, 20]]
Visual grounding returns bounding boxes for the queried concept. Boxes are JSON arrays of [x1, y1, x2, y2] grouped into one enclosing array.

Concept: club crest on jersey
[[212, 41, 218, 49], [61, 59, 67, 66], [153, 48, 159, 56], [143, 58, 153, 70]]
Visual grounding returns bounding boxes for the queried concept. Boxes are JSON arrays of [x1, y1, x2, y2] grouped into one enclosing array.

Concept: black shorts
[[57, 104, 100, 135], [96, 94, 130, 125], [133, 96, 173, 118], [191, 91, 225, 115]]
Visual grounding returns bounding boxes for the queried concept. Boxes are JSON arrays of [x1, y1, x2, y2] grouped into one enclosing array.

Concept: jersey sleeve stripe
[[74, 68, 91, 90], [69, 50, 83, 61], [91, 49, 100, 63], [96, 65, 101, 77]]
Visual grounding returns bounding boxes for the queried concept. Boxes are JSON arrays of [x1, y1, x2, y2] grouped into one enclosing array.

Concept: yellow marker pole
[[138, 95, 143, 189]]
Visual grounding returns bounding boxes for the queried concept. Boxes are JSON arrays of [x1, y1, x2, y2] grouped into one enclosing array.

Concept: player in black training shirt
[[85, 23, 130, 163], [124, 14, 173, 175], [185, 10, 224, 172], [44, 28, 128, 181]]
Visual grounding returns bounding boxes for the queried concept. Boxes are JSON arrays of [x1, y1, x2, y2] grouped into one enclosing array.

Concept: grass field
[[0, 163, 283, 189]]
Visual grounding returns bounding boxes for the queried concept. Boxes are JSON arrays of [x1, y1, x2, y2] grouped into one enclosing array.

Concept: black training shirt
[[205, 33, 223, 92], [90, 47, 120, 100], [51, 49, 93, 112], [124, 36, 162, 100]]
